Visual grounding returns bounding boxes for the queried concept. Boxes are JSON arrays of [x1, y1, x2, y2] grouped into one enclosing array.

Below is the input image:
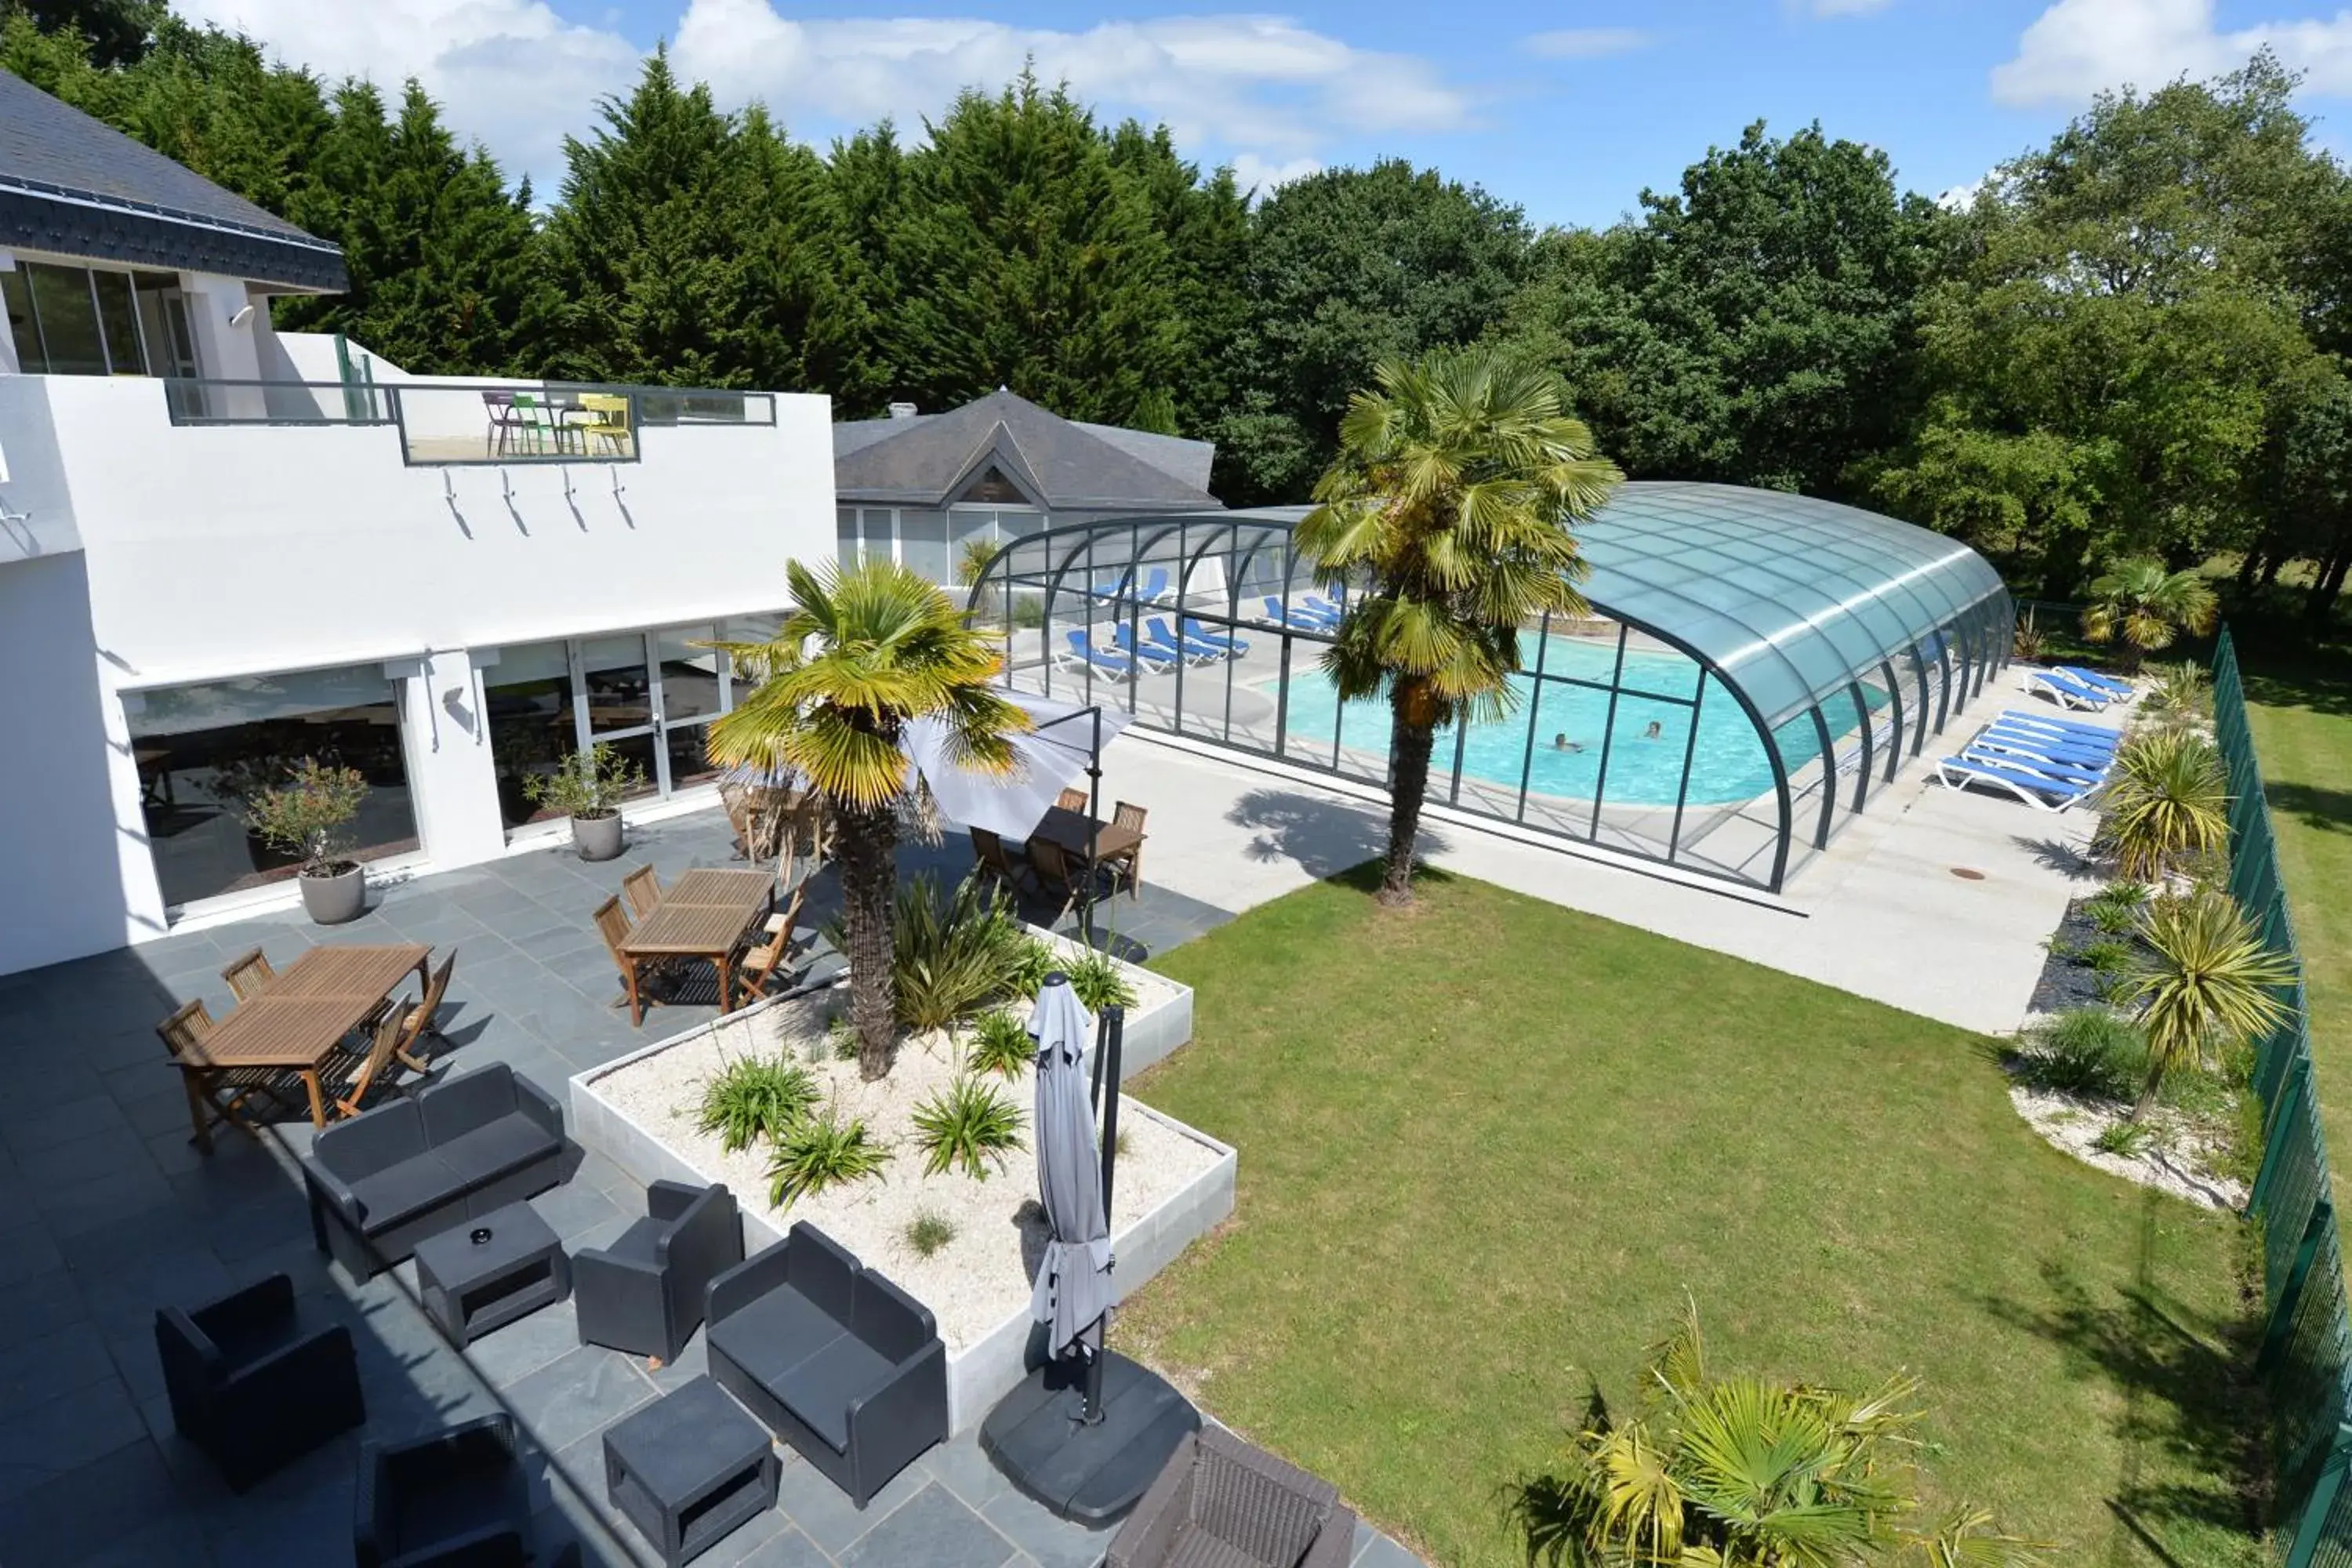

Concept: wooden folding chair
[[394, 949, 457, 1071], [1027, 837, 1100, 922], [733, 880, 810, 1004], [220, 948, 276, 1002], [1111, 800, 1148, 895], [971, 827, 1033, 892], [158, 1000, 295, 1150], [622, 864, 662, 921], [596, 895, 676, 1020], [1057, 787, 1091, 813], [325, 1010, 417, 1120]]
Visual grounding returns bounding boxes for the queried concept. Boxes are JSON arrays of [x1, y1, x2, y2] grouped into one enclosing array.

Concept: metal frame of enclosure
[[967, 481, 2014, 893]]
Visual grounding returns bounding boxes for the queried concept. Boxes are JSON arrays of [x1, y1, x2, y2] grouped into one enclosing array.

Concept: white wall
[[0, 554, 165, 968], [0, 369, 837, 975], [40, 375, 833, 684]]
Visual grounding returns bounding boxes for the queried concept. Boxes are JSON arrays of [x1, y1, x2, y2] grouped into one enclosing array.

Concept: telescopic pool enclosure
[[967, 481, 2014, 892]]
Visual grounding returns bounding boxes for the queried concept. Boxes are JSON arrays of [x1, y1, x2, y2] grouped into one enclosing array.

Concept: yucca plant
[[696, 1053, 817, 1154], [1066, 949, 1138, 1014], [2096, 729, 2228, 880], [965, 1009, 1035, 1077], [911, 1076, 1025, 1180], [766, 1104, 890, 1207], [1506, 1301, 2046, 1566], [2118, 891, 2296, 1119], [2011, 608, 2048, 662], [829, 869, 1032, 1032], [2011, 1007, 2149, 1102]]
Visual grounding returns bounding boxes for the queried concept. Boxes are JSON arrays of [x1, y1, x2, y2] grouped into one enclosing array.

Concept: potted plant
[[245, 758, 372, 924], [523, 742, 644, 861]]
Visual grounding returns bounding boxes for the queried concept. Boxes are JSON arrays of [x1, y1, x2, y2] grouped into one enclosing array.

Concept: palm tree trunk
[[1381, 688, 1436, 908], [833, 793, 899, 1080]]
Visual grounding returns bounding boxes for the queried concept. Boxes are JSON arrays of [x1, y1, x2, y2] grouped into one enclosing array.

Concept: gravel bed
[[586, 992, 1219, 1353]]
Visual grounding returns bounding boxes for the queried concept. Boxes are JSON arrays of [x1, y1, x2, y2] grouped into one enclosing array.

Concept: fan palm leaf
[[1298, 344, 1621, 907], [2078, 558, 2220, 673], [702, 557, 1028, 1079]]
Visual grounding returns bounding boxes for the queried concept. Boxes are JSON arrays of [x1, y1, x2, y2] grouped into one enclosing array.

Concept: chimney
[[887, 401, 919, 420]]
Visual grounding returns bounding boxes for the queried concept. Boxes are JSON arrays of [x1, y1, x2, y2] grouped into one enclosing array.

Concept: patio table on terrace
[[1029, 807, 1145, 896], [616, 869, 774, 1025], [177, 943, 430, 1145]]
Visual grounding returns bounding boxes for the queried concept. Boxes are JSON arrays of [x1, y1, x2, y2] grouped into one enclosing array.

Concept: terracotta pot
[[299, 863, 367, 924], [572, 811, 624, 862]]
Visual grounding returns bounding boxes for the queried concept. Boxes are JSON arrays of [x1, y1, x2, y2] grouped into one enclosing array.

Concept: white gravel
[[2008, 1083, 2246, 1211], [586, 991, 1219, 1352]]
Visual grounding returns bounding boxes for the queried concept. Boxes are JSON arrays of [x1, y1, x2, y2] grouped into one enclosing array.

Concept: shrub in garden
[[697, 1053, 817, 1153], [840, 869, 1033, 1031], [911, 1076, 1025, 1179], [905, 1210, 957, 1258], [2083, 882, 2151, 935], [965, 1009, 1035, 1077], [767, 1105, 889, 1206], [2013, 1008, 2150, 1102], [1068, 949, 1138, 1014]]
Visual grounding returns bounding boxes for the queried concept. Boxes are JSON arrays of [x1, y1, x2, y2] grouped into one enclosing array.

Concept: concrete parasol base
[[978, 1351, 1200, 1526]]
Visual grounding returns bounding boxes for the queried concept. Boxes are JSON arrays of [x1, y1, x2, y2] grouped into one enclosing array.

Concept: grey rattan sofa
[[302, 1063, 565, 1279], [703, 1221, 946, 1507], [1108, 1427, 1356, 1568]]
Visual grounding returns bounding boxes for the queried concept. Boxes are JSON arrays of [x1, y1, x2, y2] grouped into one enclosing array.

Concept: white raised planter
[[1028, 924, 1195, 1079], [567, 960, 1226, 1435]]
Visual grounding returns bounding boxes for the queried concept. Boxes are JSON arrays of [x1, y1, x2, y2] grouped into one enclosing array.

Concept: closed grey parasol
[[1028, 975, 1114, 1358]]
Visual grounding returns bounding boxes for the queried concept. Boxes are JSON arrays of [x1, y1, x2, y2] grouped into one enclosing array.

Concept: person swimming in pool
[[1642, 720, 1664, 739], [1552, 732, 1584, 753]]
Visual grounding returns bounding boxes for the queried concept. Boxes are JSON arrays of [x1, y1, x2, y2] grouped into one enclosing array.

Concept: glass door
[[572, 633, 661, 801], [652, 624, 728, 792]]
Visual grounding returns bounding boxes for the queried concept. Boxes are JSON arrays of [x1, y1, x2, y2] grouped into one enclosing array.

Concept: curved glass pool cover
[[968, 481, 2013, 891]]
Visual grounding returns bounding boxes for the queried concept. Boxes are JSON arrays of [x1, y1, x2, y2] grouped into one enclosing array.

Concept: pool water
[[1269, 635, 1859, 808]]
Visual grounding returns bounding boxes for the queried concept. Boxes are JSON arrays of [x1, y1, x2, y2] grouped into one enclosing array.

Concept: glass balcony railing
[[158, 378, 778, 467]]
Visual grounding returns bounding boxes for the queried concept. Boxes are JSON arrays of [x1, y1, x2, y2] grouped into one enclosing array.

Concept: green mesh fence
[[2219, 629, 2352, 1566]]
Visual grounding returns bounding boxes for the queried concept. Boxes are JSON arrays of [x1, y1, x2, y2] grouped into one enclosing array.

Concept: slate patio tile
[[837, 1483, 1018, 1568], [501, 1345, 659, 1454]]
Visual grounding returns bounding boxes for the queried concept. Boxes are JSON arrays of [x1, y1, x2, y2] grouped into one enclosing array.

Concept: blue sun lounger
[[1975, 723, 2118, 770], [1119, 621, 1210, 669], [1303, 593, 1348, 622], [1149, 617, 1228, 662], [1136, 567, 1172, 604], [2056, 665, 2134, 699], [2026, 668, 2114, 711], [1264, 596, 1337, 630], [1957, 745, 2107, 788], [1181, 617, 1251, 655], [1058, 629, 1156, 678], [1937, 753, 2100, 812], [1995, 709, 2120, 748]]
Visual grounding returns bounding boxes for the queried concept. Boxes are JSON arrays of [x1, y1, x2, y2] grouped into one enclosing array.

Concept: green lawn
[[1120, 869, 2259, 1568], [2244, 648, 2352, 1158]]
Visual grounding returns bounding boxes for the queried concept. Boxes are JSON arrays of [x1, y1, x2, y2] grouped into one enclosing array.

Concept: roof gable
[[833, 389, 1216, 511]]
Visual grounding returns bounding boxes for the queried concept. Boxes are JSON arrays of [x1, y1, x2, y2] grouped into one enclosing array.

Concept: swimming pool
[[1266, 634, 1860, 808]]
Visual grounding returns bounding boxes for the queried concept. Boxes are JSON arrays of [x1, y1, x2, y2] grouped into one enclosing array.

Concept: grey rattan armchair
[[1107, 1426, 1356, 1568]]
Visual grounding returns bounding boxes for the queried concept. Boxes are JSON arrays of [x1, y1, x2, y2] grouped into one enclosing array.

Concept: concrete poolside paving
[[0, 807, 1427, 1567]]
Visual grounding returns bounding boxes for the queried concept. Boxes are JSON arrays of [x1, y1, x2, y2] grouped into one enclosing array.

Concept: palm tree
[[2078, 558, 2220, 673], [2095, 729, 2229, 880], [1298, 347, 1621, 907], [2119, 890, 2296, 1119], [1507, 1301, 2045, 1566], [706, 559, 1028, 1079]]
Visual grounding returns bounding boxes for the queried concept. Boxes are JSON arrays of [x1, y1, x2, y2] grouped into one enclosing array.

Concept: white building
[[0, 73, 836, 977]]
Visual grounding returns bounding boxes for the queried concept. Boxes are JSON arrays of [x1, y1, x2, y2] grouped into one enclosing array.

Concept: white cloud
[[176, 0, 1475, 196], [1523, 27, 1650, 59], [1993, 0, 2352, 106], [1229, 151, 1322, 195]]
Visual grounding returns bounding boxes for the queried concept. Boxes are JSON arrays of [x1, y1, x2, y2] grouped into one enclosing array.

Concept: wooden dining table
[[617, 868, 775, 1025], [1029, 807, 1145, 895], [178, 943, 430, 1146]]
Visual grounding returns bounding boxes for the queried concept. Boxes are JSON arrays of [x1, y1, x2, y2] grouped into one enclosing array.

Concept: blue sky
[[176, 0, 2352, 227]]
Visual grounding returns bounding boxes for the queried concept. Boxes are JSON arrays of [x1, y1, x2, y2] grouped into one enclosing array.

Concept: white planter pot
[[299, 864, 367, 924], [572, 812, 624, 862]]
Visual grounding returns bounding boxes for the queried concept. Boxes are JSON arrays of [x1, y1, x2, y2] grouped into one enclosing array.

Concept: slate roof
[[833, 389, 1218, 510], [0, 70, 347, 292]]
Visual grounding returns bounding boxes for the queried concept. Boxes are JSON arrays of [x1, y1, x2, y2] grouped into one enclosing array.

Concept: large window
[[835, 505, 1043, 586], [3, 262, 183, 377], [484, 617, 786, 833], [124, 665, 419, 909]]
